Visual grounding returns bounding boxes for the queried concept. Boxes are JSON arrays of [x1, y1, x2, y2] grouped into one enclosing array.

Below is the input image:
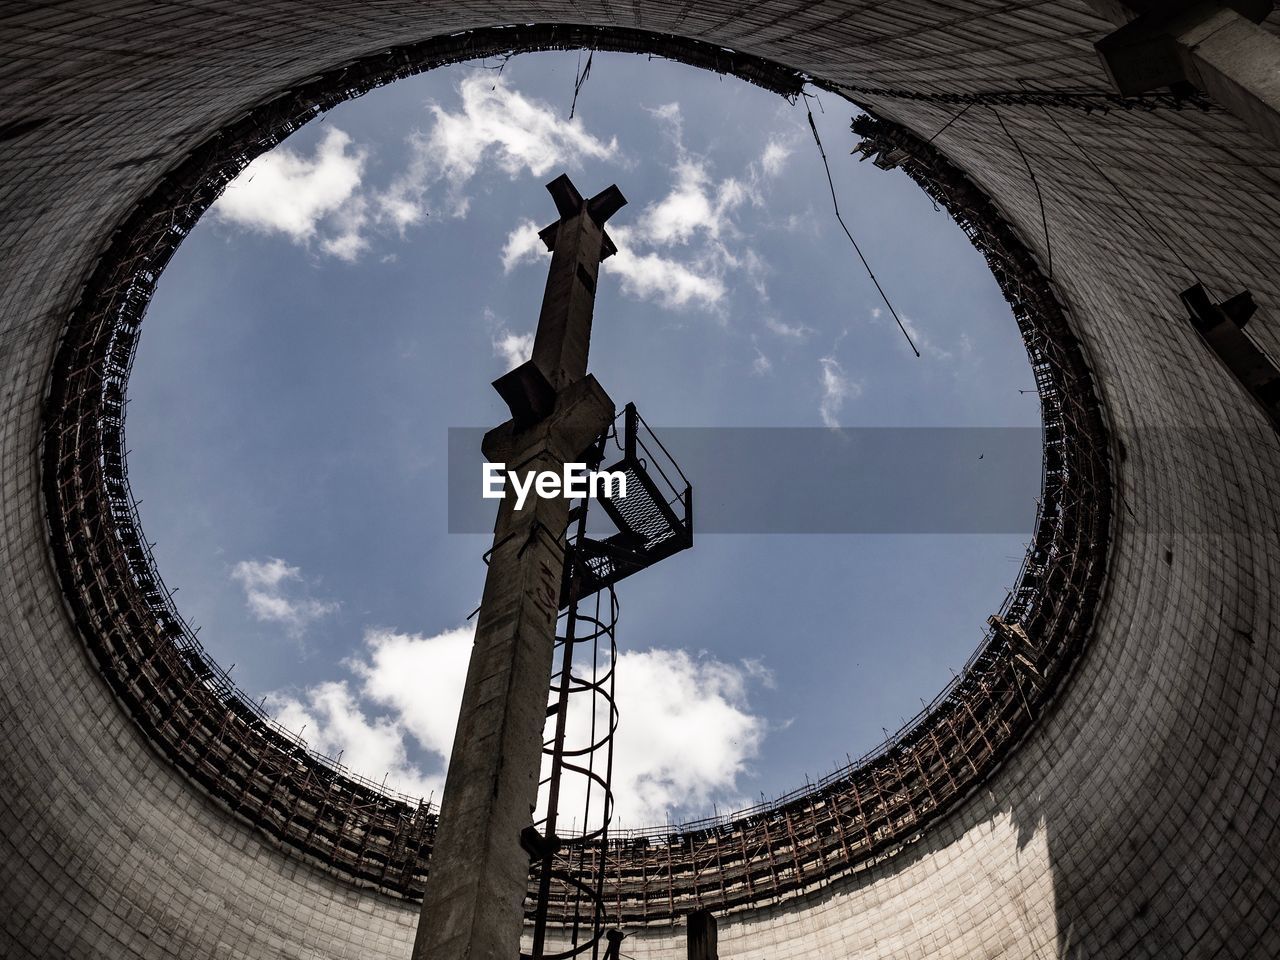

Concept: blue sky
[[128, 52, 1039, 828]]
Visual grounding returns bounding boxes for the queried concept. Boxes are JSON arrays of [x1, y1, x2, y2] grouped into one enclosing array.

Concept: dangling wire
[[990, 105, 1054, 281], [1027, 89, 1204, 287], [804, 91, 920, 357], [484, 52, 513, 90], [569, 50, 594, 120], [925, 100, 976, 146], [919, 102, 978, 210]]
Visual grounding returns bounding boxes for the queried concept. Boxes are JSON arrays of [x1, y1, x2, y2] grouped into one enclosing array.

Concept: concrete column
[[412, 380, 612, 960], [413, 175, 623, 960], [1091, 1, 1280, 147], [530, 203, 610, 391], [1181, 8, 1280, 147], [687, 909, 718, 960]]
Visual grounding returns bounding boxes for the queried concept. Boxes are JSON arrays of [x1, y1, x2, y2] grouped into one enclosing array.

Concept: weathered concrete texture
[[1093, 1, 1280, 146], [2, 2, 1280, 959], [418, 188, 619, 957], [416, 400, 609, 959]]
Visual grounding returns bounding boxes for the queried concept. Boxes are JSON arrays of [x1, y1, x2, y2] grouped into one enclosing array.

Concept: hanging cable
[[569, 49, 594, 120], [925, 100, 976, 146], [915, 102, 976, 213], [803, 92, 920, 357], [1029, 93, 1205, 287], [991, 106, 1054, 281], [483, 52, 513, 90]]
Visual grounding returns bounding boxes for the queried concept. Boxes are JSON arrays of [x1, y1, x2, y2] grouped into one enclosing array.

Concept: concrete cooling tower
[[2, 2, 1278, 957]]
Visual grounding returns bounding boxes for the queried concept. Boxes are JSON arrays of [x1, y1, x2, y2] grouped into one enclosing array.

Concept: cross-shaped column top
[[493, 174, 627, 426]]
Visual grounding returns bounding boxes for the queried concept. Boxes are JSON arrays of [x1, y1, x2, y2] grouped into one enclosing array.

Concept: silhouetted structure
[[417, 175, 692, 960]]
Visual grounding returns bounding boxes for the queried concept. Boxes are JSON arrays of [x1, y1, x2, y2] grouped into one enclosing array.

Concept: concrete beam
[[1092, 1, 1280, 147], [1186, 9, 1280, 147], [1180, 283, 1280, 430], [1086, 0, 1272, 23]]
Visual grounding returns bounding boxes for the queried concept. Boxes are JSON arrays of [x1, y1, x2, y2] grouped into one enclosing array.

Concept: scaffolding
[[40, 26, 1110, 924]]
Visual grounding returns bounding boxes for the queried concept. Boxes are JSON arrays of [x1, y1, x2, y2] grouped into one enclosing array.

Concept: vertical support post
[[413, 175, 625, 960], [687, 908, 718, 960], [603, 930, 626, 960]]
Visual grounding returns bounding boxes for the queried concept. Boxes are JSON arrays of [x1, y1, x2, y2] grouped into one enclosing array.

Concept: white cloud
[[381, 72, 619, 223], [263, 619, 769, 827], [437, 73, 619, 178], [646, 102, 686, 151], [320, 231, 367, 261], [230, 558, 338, 635], [604, 649, 769, 825], [263, 625, 473, 800], [266, 681, 440, 799], [508, 221, 730, 310], [764, 316, 812, 339], [350, 626, 474, 760], [538, 648, 771, 828], [493, 330, 534, 370], [871, 308, 951, 360], [215, 127, 366, 245], [636, 158, 748, 247], [214, 71, 618, 256], [818, 356, 862, 427], [318, 195, 370, 262], [501, 219, 549, 273], [760, 139, 792, 177], [608, 245, 727, 311], [648, 102, 683, 126], [497, 98, 796, 319], [901, 315, 951, 360], [498, 175, 736, 308], [752, 349, 773, 376]]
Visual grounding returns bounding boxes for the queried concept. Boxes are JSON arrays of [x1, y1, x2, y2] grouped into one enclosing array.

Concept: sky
[[127, 52, 1041, 831]]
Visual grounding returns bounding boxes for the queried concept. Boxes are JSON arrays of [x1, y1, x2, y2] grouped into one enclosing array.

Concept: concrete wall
[[2, 2, 1278, 957]]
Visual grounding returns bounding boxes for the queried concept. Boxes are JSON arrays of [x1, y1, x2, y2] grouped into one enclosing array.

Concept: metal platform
[[560, 403, 692, 608]]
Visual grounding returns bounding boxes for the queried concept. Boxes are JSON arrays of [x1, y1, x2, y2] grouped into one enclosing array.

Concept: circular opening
[[129, 52, 1040, 821]]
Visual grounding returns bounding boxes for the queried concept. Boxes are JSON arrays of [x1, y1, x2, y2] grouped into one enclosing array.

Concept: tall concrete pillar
[[412, 176, 625, 960], [687, 909, 718, 960]]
